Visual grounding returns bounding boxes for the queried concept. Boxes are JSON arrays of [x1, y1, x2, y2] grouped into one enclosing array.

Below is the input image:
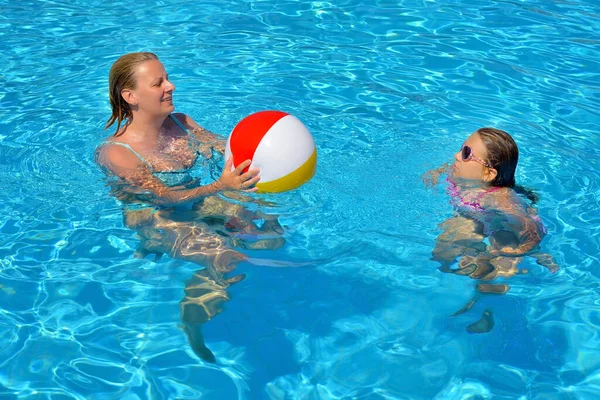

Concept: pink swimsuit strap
[[447, 179, 501, 211], [475, 185, 501, 200]]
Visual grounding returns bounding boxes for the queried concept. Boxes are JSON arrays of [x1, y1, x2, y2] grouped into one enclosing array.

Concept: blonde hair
[[105, 52, 159, 136]]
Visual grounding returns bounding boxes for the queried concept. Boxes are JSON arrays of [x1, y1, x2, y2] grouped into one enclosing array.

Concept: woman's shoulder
[[97, 136, 132, 153], [171, 112, 193, 126], [170, 112, 205, 132], [171, 112, 188, 120], [96, 139, 144, 170]]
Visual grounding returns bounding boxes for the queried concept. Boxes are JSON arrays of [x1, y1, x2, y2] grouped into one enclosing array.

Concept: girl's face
[[123, 59, 176, 116], [452, 133, 496, 182]]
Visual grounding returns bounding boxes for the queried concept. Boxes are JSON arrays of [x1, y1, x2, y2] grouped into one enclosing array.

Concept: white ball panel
[[251, 115, 315, 182]]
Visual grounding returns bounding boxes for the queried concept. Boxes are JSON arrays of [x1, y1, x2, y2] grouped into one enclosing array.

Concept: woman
[[96, 51, 260, 202], [96, 52, 284, 362]]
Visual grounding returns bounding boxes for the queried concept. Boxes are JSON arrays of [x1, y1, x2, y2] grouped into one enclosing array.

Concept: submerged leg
[[530, 252, 559, 274], [466, 309, 495, 334], [458, 255, 495, 279], [432, 216, 486, 268], [182, 324, 216, 363], [452, 298, 478, 316], [126, 198, 286, 363], [127, 211, 245, 362], [476, 283, 510, 294], [179, 267, 245, 363], [488, 255, 522, 278]]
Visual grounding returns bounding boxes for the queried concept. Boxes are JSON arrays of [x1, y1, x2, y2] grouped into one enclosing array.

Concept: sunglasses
[[461, 145, 493, 169]]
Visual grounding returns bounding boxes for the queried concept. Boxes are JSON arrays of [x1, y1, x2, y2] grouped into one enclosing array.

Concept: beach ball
[[224, 110, 317, 193]]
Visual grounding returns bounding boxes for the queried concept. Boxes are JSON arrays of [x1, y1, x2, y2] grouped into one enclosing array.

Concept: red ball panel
[[229, 110, 288, 168]]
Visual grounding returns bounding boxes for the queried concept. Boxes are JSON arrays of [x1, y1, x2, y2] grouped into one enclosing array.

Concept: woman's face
[[452, 132, 493, 182], [126, 59, 176, 116]]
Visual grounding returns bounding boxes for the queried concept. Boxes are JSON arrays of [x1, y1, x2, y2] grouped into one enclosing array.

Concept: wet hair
[[105, 52, 159, 136], [476, 127, 538, 204]]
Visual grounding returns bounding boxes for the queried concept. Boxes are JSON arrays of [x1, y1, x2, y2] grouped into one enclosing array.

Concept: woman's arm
[[97, 145, 258, 205], [174, 113, 226, 154]]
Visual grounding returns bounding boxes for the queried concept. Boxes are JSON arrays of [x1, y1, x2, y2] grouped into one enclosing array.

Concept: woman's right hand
[[216, 157, 261, 192]]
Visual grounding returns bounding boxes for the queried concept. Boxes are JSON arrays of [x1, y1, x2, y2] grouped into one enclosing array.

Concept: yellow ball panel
[[256, 148, 317, 193]]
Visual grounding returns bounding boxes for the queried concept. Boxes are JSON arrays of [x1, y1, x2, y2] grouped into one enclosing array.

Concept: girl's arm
[[486, 190, 543, 256], [490, 218, 543, 256], [460, 190, 558, 273], [422, 162, 452, 188]]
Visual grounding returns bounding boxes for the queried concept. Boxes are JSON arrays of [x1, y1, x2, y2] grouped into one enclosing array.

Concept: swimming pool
[[1, 0, 599, 398]]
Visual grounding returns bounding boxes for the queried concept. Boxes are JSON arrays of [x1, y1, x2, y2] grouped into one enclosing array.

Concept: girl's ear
[[483, 167, 498, 182], [121, 89, 137, 106]]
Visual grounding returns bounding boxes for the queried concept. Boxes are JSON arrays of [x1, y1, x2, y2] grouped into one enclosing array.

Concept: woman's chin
[[161, 101, 175, 111], [157, 104, 175, 116]]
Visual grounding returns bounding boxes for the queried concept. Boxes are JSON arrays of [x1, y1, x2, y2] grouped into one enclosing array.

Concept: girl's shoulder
[[484, 186, 529, 214]]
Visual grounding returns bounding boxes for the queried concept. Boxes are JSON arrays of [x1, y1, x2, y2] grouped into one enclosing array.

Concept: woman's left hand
[[194, 128, 226, 158]]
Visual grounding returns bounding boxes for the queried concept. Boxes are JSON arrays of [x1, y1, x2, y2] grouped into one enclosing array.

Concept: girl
[[429, 128, 557, 289], [426, 128, 557, 333]]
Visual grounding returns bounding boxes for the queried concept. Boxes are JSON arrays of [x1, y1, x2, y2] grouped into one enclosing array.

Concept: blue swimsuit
[[98, 114, 202, 187]]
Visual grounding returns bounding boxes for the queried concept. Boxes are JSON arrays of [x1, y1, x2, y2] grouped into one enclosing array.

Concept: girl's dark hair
[[514, 184, 539, 204], [476, 127, 538, 204]]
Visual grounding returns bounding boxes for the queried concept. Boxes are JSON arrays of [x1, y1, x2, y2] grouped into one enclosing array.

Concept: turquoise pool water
[[1, 0, 599, 398]]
